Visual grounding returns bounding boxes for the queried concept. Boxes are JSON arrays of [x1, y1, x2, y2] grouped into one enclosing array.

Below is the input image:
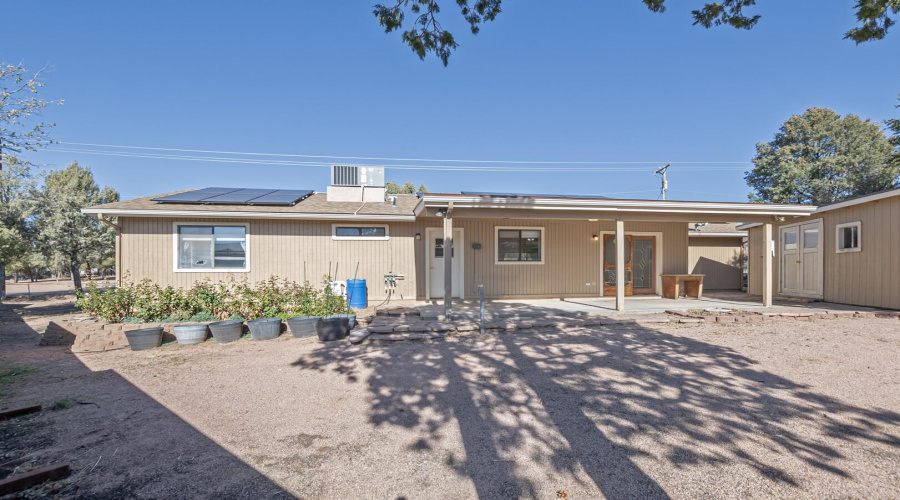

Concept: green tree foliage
[[385, 180, 429, 194], [375, 1, 899, 64], [33, 161, 119, 292], [888, 95, 900, 166], [0, 227, 27, 275], [745, 107, 897, 205]]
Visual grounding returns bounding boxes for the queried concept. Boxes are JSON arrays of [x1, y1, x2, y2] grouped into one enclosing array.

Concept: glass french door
[[603, 234, 656, 296]]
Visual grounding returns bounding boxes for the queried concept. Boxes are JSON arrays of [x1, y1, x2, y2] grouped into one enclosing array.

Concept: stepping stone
[[408, 323, 433, 333], [367, 324, 396, 334], [409, 332, 448, 340], [428, 322, 457, 332], [368, 333, 409, 342], [516, 321, 534, 329], [393, 324, 411, 332], [455, 322, 479, 332], [349, 330, 372, 344], [678, 318, 703, 324]]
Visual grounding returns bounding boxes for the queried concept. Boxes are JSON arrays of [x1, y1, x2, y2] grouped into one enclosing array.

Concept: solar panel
[[200, 189, 278, 204], [152, 187, 314, 206], [152, 187, 240, 203], [250, 190, 313, 205]]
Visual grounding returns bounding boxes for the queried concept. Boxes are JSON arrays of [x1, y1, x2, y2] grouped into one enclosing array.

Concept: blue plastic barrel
[[346, 279, 367, 309]]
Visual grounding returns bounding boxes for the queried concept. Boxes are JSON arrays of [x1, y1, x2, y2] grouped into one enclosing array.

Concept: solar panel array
[[152, 188, 313, 206]]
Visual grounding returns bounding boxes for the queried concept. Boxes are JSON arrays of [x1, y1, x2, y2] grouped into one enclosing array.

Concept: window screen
[[334, 226, 387, 238], [497, 229, 542, 262], [177, 225, 247, 270]]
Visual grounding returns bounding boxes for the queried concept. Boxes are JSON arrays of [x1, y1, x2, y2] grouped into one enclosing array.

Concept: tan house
[[687, 223, 747, 291], [83, 166, 815, 313], [742, 187, 900, 310]]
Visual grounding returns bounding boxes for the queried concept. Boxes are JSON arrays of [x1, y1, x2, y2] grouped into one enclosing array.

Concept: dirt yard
[[2, 296, 899, 499]]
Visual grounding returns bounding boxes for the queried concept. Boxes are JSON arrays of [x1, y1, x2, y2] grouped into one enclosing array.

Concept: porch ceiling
[[422, 194, 816, 224]]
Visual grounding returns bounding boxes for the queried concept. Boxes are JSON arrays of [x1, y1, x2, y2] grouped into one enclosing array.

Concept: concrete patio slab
[[413, 291, 880, 321]]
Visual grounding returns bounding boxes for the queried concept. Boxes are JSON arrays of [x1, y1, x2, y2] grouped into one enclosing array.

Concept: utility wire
[[43, 147, 749, 172], [56, 141, 752, 166]]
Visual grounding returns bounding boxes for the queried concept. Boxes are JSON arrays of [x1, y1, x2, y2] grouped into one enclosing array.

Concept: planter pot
[[208, 319, 244, 343], [247, 317, 282, 341], [335, 313, 357, 330], [287, 316, 320, 338], [172, 324, 209, 345], [316, 315, 350, 342], [125, 327, 163, 351]]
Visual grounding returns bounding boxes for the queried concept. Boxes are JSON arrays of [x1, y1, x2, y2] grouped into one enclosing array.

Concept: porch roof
[[421, 193, 816, 223]]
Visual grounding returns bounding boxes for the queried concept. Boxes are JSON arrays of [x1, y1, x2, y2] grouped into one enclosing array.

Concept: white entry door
[[427, 227, 464, 299], [779, 220, 823, 298]]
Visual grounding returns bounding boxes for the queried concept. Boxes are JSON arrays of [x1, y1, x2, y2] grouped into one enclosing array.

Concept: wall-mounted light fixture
[[592, 234, 599, 241], [415, 232, 421, 240]]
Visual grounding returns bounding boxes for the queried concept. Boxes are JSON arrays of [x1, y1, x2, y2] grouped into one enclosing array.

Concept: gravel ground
[[2, 297, 899, 499]]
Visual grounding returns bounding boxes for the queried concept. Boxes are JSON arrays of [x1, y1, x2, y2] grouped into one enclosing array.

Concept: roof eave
[[81, 207, 418, 221]]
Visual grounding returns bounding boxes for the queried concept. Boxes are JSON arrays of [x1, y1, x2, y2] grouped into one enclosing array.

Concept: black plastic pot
[[287, 316, 320, 338], [208, 319, 244, 343], [247, 317, 282, 340], [335, 313, 357, 330], [172, 324, 209, 345], [124, 327, 164, 351], [316, 315, 350, 342]]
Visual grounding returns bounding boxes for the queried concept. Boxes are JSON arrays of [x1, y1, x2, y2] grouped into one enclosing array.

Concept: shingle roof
[[84, 191, 421, 217]]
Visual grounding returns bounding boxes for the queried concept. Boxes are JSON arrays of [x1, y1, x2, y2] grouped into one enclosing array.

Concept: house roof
[[421, 192, 816, 220], [736, 187, 900, 230], [688, 222, 748, 237], [82, 191, 423, 220]]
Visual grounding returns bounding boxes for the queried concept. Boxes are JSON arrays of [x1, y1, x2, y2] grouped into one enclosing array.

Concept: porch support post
[[615, 219, 625, 312], [762, 222, 773, 307], [443, 203, 454, 318]]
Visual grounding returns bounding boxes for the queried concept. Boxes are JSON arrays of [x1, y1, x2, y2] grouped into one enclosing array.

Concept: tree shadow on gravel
[[294, 320, 900, 499], [0, 301, 293, 499]]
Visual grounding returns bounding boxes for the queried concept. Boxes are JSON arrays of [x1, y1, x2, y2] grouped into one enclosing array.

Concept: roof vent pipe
[[391, 196, 398, 207]]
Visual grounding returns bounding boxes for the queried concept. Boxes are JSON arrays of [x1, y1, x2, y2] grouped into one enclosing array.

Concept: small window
[[495, 227, 544, 264], [803, 229, 819, 249], [836, 222, 861, 252], [332, 224, 389, 240], [783, 231, 797, 250], [176, 225, 248, 271]]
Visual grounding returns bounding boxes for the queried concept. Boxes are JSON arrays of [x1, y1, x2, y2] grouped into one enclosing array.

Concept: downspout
[[97, 214, 123, 286]]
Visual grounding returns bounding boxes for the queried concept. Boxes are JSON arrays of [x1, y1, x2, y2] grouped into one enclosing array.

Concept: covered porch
[[421, 193, 816, 317]]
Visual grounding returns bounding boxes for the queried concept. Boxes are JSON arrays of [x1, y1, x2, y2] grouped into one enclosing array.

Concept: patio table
[[661, 274, 705, 299]]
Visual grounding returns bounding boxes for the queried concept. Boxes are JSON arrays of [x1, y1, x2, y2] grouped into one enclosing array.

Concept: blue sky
[[4, 1, 899, 201]]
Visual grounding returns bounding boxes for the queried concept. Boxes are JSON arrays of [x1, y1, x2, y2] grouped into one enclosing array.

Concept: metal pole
[[479, 284, 485, 334]]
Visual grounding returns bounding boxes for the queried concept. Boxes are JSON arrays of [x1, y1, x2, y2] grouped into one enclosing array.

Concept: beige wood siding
[[121, 217, 422, 300], [747, 226, 764, 296], [688, 237, 743, 290], [121, 217, 688, 300], [746, 194, 900, 309]]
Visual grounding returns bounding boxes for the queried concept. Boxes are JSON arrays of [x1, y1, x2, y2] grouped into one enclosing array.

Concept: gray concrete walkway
[[415, 292, 876, 321]]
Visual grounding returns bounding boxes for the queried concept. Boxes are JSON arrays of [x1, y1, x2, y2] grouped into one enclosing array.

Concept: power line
[[56, 141, 752, 166], [42, 147, 749, 172]]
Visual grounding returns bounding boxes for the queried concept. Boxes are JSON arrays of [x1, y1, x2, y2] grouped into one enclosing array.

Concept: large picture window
[[495, 227, 544, 264], [175, 224, 248, 271]]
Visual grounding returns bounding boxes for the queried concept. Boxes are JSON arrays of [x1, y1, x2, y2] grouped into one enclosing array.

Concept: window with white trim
[[332, 224, 389, 240], [176, 225, 248, 270], [496, 227, 544, 263], [836, 221, 861, 252]]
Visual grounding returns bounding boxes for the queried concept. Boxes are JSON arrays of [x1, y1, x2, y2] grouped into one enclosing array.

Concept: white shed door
[[779, 220, 823, 298]]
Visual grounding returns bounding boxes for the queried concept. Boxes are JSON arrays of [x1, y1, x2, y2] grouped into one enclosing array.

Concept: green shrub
[[75, 275, 351, 324]]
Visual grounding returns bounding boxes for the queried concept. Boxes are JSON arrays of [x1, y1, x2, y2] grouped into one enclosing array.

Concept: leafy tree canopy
[[385, 180, 429, 194], [745, 107, 897, 206], [0, 63, 62, 153], [375, 1, 900, 65], [33, 161, 119, 291]]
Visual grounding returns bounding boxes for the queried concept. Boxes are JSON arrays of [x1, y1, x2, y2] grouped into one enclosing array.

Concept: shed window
[[332, 225, 389, 240], [177, 225, 247, 270], [836, 222, 861, 252], [496, 227, 544, 263]]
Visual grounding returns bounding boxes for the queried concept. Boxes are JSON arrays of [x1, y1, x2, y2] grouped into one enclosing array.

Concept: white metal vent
[[331, 165, 385, 187]]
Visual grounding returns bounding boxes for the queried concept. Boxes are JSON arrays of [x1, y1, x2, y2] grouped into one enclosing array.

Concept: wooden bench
[[661, 274, 705, 299]]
